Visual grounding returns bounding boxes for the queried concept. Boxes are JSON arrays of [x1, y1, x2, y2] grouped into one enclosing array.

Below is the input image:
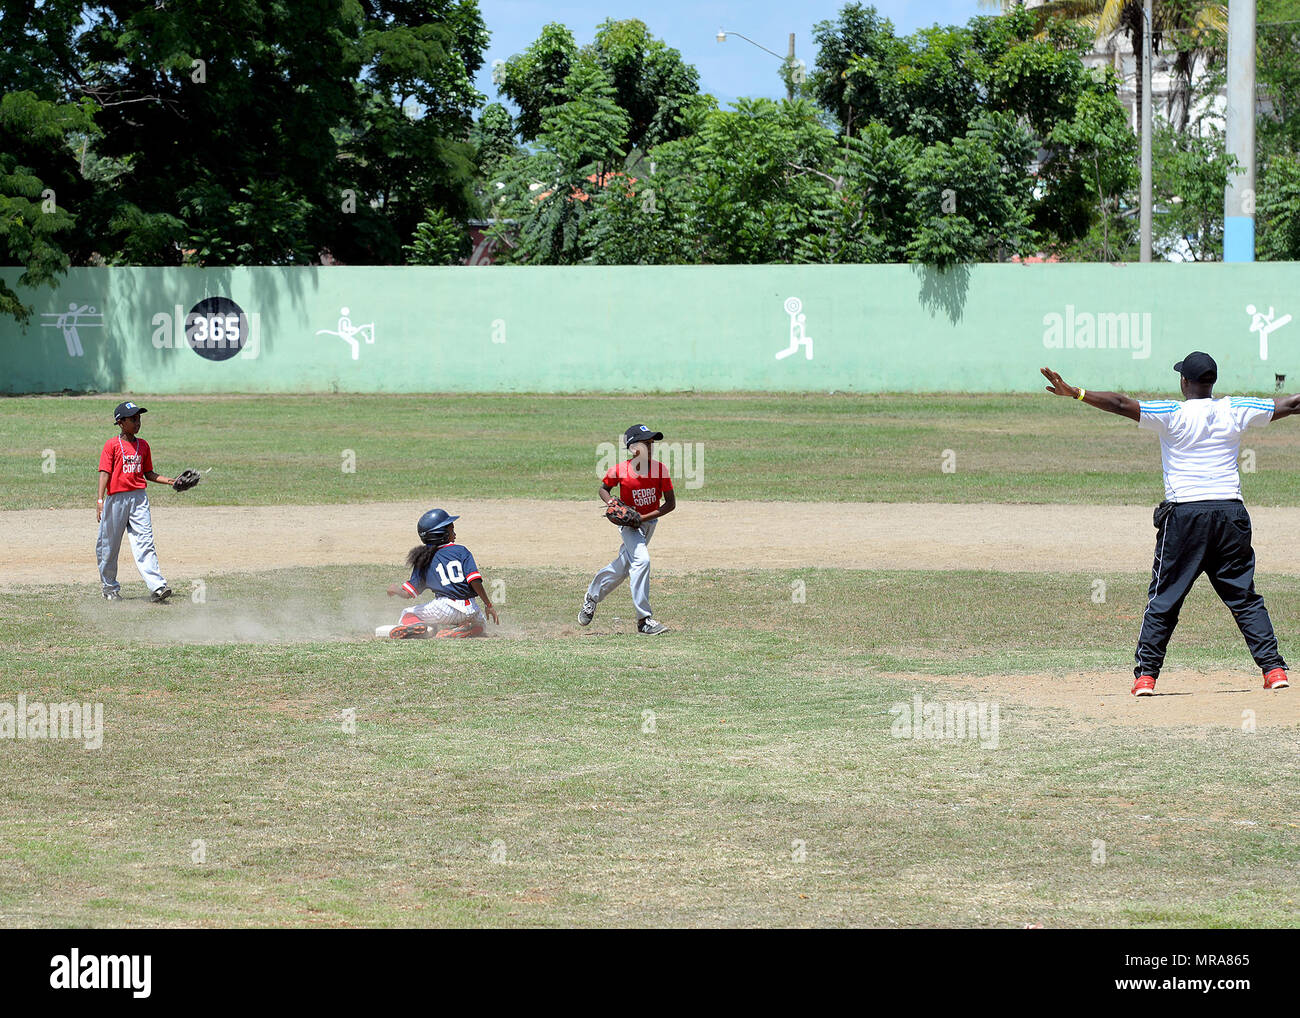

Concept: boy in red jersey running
[[579, 425, 676, 635]]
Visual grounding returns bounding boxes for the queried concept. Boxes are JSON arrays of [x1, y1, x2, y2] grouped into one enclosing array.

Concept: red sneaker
[[388, 623, 429, 639], [399, 612, 421, 625], [1131, 674, 1157, 696], [1263, 668, 1290, 690]]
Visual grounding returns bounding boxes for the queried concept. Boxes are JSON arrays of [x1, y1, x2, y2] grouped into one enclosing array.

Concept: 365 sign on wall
[[151, 297, 260, 360]]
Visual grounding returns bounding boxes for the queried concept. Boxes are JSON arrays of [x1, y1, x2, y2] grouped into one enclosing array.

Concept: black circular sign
[[186, 297, 250, 361]]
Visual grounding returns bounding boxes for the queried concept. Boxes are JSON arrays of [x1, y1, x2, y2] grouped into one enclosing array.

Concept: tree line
[[2, 1, 1298, 322]]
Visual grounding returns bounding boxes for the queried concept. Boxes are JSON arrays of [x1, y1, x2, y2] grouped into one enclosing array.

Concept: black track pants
[[1134, 500, 1286, 680]]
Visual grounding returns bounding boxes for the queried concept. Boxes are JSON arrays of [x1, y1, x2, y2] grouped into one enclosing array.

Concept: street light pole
[[717, 29, 799, 101], [786, 33, 796, 102], [1140, 0, 1153, 262]]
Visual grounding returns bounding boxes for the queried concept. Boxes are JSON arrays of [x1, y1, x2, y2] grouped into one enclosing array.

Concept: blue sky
[[474, 1, 995, 110]]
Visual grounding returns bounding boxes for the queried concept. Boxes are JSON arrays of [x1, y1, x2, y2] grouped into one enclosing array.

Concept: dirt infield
[[8, 500, 1300, 586], [901, 669, 1299, 731], [6, 500, 1298, 731]]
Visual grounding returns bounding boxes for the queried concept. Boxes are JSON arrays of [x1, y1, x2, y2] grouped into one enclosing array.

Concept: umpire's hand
[[1041, 367, 1078, 398]]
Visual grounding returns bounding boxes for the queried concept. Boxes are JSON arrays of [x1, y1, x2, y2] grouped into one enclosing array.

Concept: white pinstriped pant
[[403, 597, 485, 628]]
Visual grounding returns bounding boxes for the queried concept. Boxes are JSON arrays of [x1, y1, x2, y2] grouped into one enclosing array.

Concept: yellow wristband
[[1076, 387, 1086, 401]]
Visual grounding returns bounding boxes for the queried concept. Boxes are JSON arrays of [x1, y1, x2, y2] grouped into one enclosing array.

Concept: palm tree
[[1162, 4, 1229, 131], [1008, 1, 1227, 133]]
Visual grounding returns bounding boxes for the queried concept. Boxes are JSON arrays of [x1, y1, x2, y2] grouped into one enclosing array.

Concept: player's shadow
[[913, 263, 971, 325]]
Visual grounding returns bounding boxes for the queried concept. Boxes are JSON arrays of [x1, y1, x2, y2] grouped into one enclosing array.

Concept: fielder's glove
[[604, 498, 642, 528], [173, 468, 202, 492]]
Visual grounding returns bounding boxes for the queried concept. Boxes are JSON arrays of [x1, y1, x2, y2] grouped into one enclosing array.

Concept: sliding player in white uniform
[[378, 508, 499, 639]]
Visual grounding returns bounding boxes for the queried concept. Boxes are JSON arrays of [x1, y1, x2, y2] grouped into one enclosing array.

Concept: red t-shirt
[[602, 459, 673, 512], [99, 435, 152, 494]]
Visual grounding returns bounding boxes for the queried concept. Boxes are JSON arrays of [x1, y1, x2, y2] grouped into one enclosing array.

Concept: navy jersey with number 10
[[403, 543, 483, 600]]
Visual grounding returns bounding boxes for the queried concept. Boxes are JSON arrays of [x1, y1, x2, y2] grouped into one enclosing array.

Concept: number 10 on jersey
[[436, 561, 465, 585]]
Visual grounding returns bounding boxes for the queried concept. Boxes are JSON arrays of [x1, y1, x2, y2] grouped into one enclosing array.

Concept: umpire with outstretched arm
[[1042, 354, 1292, 696]]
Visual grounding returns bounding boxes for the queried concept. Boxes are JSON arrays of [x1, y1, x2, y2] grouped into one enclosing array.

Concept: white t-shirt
[[1138, 396, 1273, 502]]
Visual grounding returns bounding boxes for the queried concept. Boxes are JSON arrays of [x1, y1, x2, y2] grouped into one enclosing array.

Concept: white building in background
[[1012, 1, 1236, 262], [1091, 44, 1224, 133], [1020, 0, 1227, 135]]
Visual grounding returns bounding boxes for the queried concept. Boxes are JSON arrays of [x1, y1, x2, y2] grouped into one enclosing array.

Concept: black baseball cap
[[113, 400, 148, 421], [1173, 352, 1217, 383], [624, 424, 663, 448]]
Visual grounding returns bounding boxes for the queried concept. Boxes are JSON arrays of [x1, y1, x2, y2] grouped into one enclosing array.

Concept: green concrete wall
[[2, 264, 1297, 393]]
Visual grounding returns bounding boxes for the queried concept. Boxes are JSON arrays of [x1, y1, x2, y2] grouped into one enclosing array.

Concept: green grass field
[[1, 568, 1297, 927], [2, 393, 1298, 928], [4, 391, 1300, 508]]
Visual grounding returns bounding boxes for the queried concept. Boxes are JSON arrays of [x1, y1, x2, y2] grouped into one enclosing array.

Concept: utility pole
[[786, 33, 796, 102], [1140, 0, 1153, 262], [1224, 0, 1256, 262]]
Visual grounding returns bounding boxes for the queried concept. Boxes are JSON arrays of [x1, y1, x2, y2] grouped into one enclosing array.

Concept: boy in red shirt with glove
[[579, 425, 676, 635], [96, 401, 180, 602]]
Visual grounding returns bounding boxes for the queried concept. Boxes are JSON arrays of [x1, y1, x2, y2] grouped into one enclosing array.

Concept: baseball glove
[[172, 469, 202, 492], [604, 498, 642, 528]]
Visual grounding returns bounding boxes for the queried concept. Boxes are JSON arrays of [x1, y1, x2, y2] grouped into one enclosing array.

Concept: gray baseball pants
[[97, 490, 167, 595], [586, 520, 656, 620]]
